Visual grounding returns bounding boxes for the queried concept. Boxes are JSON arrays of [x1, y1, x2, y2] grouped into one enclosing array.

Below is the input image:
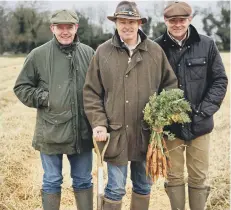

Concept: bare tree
[[0, 2, 9, 54], [202, 1, 230, 50], [7, 1, 50, 53]]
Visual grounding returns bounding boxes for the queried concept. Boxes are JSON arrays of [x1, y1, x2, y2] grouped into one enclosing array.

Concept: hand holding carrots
[[143, 89, 191, 183]]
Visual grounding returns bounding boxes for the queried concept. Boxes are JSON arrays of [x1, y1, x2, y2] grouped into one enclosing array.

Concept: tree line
[[0, 1, 230, 54]]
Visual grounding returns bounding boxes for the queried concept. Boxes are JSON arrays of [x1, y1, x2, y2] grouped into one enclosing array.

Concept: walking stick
[[93, 133, 110, 210]]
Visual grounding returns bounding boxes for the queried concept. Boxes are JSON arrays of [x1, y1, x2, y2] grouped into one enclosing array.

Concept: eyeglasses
[[167, 18, 188, 25]]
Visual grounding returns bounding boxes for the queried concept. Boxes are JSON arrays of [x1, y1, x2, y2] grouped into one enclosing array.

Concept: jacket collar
[[53, 34, 79, 55], [111, 29, 148, 51], [167, 27, 190, 46], [162, 24, 200, 48]]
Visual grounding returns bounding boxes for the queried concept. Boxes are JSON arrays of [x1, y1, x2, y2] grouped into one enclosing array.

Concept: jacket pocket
[[192, 114, 214, 136], [140, 120, 150, 153], [186, 57, 207, 80], [104, 124, 123, 159], [41, 109, 73, 144]]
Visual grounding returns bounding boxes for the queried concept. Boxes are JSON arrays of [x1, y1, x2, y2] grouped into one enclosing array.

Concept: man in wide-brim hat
[[83, 1, 177, 210]]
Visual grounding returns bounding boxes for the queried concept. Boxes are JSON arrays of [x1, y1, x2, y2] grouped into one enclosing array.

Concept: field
[[0, 54, 230, 210]]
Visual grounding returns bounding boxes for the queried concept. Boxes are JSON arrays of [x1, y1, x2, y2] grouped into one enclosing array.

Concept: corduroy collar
[[53, 34, 79, 55], [161, 24, 200, 48], [111, 29, 148, 51]]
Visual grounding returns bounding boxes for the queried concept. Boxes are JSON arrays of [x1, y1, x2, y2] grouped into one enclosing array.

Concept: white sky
[[3, 0, 230, 35]]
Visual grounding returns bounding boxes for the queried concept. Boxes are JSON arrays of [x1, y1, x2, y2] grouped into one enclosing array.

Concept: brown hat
[[107, 1, 147, 24], [50, 9, 79, 24], [164, 1, 192, 19]]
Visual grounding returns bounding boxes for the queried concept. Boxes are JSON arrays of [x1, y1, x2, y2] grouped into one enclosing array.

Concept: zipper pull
[[128, 57, 131, 64], [66, 53, 72, 59]]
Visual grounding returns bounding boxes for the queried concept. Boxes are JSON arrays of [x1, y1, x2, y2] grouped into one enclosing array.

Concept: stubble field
[[0, 54, 230, 210]]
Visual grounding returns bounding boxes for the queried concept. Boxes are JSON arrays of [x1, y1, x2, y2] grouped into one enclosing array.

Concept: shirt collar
[[167, 28, 190, 46], [120, 34, 141, 51]]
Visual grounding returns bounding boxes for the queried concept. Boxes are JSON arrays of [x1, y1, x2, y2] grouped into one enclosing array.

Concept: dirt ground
[[0, 54, 230, 210]]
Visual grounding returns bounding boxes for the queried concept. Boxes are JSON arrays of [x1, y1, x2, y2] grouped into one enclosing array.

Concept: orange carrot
[[146, 143, 153, 175], [158, 149, 163, 177], [152, 147, 157, 176]]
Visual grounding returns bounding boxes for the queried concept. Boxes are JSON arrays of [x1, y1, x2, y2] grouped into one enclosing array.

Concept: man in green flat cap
[[14, 9, 94, 210]]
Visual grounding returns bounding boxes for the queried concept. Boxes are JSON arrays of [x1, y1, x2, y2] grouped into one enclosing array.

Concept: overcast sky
[[4, 0, 226, 35]]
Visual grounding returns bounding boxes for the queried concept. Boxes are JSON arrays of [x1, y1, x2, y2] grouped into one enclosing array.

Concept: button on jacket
[[155, 25, 228, 140]]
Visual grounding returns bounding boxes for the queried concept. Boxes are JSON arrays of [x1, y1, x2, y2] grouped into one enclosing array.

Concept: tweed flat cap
[[50, 9, 79, 24], [164, 1, 192, 19], [107, 1, 147, 24]]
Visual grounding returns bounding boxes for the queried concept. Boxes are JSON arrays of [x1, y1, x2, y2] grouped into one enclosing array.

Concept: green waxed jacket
[[14, 36, 94, 155]]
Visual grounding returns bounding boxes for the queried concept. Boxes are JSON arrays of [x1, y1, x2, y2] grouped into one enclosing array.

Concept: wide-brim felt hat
[[107, 1, 147, 24]]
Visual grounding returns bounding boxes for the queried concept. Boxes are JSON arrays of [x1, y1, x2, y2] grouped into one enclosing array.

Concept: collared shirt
[[120, 34, 141, 57], [168, 28, 190, 46]]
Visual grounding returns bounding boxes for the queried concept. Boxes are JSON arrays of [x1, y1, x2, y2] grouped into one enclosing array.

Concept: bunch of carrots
[[146, 130, 171, 182], [143, 89, 191, 182]]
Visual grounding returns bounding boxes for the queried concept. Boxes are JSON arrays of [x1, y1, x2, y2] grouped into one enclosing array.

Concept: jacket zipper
[[68, 52, 81, 154]]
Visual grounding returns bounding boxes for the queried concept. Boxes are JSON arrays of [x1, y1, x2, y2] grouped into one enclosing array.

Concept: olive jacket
[[83, 30, 177, 165], [14, 36, 94, 154]]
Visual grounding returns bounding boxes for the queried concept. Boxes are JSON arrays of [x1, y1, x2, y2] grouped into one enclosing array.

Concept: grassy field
[[0, 54, 230, 210]]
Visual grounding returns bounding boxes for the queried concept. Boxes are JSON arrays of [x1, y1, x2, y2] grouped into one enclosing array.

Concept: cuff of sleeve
[[200, 111, 207, 117], [92, 122, 108, 129], [194, 108, 207, 117], [41, 91, 49, 107]]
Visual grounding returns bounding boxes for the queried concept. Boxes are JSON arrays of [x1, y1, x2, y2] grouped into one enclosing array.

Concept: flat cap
[[164, 1, 192, 19], [50, 9, 79, 24]]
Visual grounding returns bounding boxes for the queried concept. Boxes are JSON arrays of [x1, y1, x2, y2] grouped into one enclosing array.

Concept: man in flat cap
[[14, 9, 94, 210], [155, 1, 228, 210], [83, 1, 177, 209]]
